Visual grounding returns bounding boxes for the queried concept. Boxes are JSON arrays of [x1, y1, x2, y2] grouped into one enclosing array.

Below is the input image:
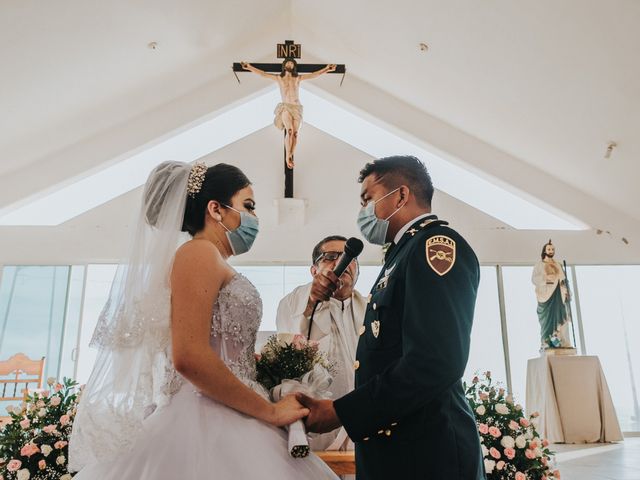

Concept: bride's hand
[[268, 394, 309, 427]]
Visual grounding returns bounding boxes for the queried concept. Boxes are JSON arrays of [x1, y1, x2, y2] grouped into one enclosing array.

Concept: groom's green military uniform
[[333, 215, 486, 480]]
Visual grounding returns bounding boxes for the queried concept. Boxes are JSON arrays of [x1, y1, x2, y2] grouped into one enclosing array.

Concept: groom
[[298, 156, 485, 480]]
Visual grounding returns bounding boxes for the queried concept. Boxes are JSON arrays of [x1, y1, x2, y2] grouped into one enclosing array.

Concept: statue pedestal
[[542, 347, 577, 356], [526, 355, 623, 443]]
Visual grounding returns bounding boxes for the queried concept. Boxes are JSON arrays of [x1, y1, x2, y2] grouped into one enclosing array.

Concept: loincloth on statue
[[273, 102, 304, 130]]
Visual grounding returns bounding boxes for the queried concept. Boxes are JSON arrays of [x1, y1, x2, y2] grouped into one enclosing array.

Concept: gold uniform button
[[385, 429, 391, 436], [372, 303, 377, 310], [377, 429, 384, 434], [359, 325, 366, 336], [354, 360, 360, 370], [363, 437, 370, 441], [391, 422, 398, 426]]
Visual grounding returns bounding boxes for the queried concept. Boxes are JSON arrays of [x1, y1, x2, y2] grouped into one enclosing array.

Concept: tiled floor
[[554, 438, 640, 480]]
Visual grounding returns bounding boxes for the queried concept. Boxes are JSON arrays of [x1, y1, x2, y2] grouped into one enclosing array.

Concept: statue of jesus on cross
[[241, 59, 336, 169]]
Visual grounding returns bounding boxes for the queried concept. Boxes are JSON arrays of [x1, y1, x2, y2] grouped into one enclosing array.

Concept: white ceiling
[[1, 0, 639, 263]]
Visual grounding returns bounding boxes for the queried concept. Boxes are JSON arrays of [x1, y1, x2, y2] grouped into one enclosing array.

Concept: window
[[575, 265, 640, 432], [465, 267, 506, 384], [0, 266, 82, 381]]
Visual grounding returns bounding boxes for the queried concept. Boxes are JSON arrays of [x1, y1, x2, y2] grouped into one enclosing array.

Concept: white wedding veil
[[69, 161, 192, 471]]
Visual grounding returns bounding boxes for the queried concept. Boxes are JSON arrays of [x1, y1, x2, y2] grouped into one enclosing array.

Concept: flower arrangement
[[256, 333, 334, 458], [0, 378, 80, 480], [256, 333, 332, 391], [464, 372, 560, 480]]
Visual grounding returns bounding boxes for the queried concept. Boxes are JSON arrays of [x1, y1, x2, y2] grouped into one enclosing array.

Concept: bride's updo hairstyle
[[181, 163, 251, 236]]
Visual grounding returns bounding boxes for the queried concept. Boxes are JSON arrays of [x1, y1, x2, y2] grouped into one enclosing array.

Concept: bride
[[69, 161, 337, 479]]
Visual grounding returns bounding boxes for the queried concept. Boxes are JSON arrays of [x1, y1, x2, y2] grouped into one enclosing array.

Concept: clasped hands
[[295, 393, 342, 434]]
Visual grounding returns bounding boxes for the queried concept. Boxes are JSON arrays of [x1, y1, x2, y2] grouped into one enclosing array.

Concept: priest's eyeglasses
[[314, 251, 343, 264]]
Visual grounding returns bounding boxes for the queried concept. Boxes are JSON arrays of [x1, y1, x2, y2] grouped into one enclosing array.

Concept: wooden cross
[[233, 40, 345, 198]]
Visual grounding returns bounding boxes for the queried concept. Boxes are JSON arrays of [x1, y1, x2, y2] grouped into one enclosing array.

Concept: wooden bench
[[314, 451, 356, 475]]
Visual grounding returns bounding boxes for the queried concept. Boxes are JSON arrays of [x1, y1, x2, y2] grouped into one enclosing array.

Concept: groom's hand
[[296, 393, 342, 433]]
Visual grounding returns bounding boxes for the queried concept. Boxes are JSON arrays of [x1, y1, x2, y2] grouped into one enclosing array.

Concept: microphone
[[307, 237, 364, 338]]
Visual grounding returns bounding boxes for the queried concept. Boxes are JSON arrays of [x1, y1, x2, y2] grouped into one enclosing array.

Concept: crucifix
[[233, 40, 345, 198]]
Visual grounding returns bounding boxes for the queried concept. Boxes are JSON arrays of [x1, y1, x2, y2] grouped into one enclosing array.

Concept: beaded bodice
[[210, 273, 263, 382]]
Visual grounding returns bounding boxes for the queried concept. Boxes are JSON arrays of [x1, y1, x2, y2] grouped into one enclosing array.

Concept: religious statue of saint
[[531, 240, 573, 350], [240, 59, 336, 169]]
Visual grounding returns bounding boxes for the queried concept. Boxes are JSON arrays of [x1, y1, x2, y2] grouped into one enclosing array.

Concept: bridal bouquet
[[465, 372, 560, 480], [0, 377, 80, 480], [256, 334, 333, 458]]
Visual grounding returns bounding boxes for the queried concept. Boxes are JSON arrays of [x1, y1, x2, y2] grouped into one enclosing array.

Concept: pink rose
[[54, 440, 68, 449], [531, 411, 540, 418], [59, 414, 70, 425], [50, 396, 61, 406], [504, 447, 516, 460], [515, 473, 526, 480], [553, 470, 561, 479], [509, 420, 520, 430], [472, 376, 479, 384], [488, 426, 502, 438], [478, 423, 489, 434], [530, 441, 539, 449], [19, 419, 30, 429], [291, 334, 307, 350], [20, 443, 40, 457], [7, 460, 22, 472], [542, 439, 550, 447], [43, 424, 57, 434], [489, 447, 501, 459], [42, 390, 49, 398], [525, 449, 536, 459], [39, 459, 47, 470], [496, 461, 505, 470], [479, 392, 489, 401], [519, 418, 530, 427], [542, 457, 548, 466]]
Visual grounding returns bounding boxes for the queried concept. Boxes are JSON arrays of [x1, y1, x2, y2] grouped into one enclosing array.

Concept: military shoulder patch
[[426, 235, 456, 276]]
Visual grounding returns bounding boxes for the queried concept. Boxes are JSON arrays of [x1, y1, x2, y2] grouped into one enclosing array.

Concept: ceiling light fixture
[[604, 141, 617, 159]]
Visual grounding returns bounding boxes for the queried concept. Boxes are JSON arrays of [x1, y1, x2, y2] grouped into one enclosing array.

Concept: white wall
[[1, 125, 638, 266]]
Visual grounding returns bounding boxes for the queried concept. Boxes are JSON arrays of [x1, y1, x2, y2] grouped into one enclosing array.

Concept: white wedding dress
[[73, 273, 337, 479]]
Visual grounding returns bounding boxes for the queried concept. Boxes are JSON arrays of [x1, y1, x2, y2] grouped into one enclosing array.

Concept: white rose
[[60, 475, 72, 480], [495, 403, 509, 415], [56, 455, 66, 465], [476, 405, 486, 415], [515, 435, 527, 449], [50, 396, 61, 406], [41, 445, 53, 457], [17, 468, 31, 480], [525, 430, 534, 440], [481, 445, 489, 457], [535, 448, 543, 457], [6, 405, 14, 414], [38, 408, 47, 417], [36, 400, 45, 408], [484, 459, 496, 474], [500, 436, 515, 449]]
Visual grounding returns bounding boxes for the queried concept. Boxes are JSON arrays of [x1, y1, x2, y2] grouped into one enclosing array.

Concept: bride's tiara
[[187, 162, 207, 198]]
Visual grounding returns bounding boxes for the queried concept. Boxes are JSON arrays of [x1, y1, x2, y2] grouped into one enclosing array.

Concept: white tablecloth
[[526, 355, 623, 443]]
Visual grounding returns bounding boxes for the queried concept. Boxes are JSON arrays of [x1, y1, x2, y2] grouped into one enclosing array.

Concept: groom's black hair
[[358, 155, 434, 208], [182, 163, 251, 236]]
